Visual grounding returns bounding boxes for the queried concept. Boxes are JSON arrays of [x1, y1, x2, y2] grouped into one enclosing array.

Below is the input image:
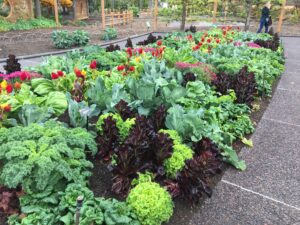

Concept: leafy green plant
[[67, 95, 100, 128], [160, 130, 193, 178], [0, 121, 97, 194], [51, 30, 73, 49], [127, 175, 173, 225], [101, 28, 118, 41], [71, 30, 90, 46]]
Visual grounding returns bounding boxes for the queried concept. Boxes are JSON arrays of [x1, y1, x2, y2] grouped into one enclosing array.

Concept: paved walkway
[[186, 37, 300, 225]]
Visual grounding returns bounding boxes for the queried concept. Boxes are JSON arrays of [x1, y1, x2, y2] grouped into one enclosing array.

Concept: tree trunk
[[34, 0, 42, 18], [244, 0, 253, 31], [139, 0, 143, 9], [180, 0, 187, 31], [111, 0, 115, 9], [5, 0, 33, 22]]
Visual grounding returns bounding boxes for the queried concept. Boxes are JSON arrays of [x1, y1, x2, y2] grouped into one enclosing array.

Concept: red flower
[[201, 37, 205, 42], [157, 40, 162, 46], [223, 31, 227, 36], [198, 42, 203, 47], [138, 48, 143, 54], [231, 31, 234, 35], [20, 71, 28, 81], [216, 39, 220, 44], [117, 65, 125, 71], [126, 48, 133, 57], [192, 45, 200, 51], [57, 71, 64, 77], [3, 104, 11, 112], [230, 39, 233, 43], [74, 68, 82, 78], [14, 82, 21, 89], [51, 72, 59, 80], [90, 60, 97, 69], [207, 39, 211, 43], [237, 26, 240, 30], [187, 35, 193, 40], [6, 84, 13, 93], [129, 66, 135, 72]]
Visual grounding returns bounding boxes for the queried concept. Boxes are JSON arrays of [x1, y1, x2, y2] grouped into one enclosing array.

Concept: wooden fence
[[103, 10, 134, 28]]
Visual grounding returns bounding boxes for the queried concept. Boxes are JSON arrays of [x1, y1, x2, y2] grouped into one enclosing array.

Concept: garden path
[[184, 37, 300, 225]]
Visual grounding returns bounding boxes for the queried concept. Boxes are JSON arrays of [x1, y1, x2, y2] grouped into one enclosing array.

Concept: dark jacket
[[261, 6, 270, 19]]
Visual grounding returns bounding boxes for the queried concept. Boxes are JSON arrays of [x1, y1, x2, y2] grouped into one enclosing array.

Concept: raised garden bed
[[0, 27, 285, 225]]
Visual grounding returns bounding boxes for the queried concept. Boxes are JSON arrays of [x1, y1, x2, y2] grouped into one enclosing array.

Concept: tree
[[34, 0, 42, 18], [180, 0, 187, 30], [244, 0, 253, 31]]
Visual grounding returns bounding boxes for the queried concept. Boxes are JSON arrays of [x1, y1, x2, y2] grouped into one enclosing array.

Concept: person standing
[[257, 1, 271, 33]]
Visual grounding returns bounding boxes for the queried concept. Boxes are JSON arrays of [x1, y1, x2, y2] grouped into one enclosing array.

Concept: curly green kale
[[0, 121, 97, 194]]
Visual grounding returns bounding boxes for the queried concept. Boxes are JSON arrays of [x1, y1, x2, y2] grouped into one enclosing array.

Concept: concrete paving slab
[[189, 181, 300, 225], [222, 119, 300, 208], [263, 89, 300, 126], [278, 71, 300, 90]]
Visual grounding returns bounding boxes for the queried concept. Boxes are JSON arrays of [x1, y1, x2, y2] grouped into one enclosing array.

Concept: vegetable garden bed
[[0, 27, 285, 225]]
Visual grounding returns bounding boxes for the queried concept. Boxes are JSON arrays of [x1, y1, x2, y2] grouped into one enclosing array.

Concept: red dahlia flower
[[138, 48, 143, 54], [51, 72, 59, 80], [74, 68, 83, 78], [57, 71, 64, 77], [207, 39, 211, 43], [90, 60, 97, 69], [117, 65, 125, 71], [14, 82, 21, 89], [126, 48, 133, 57], [6, 84, 13, 93], [157, 40, 162, 46], [20, 71, 29, 81], [3, 104, 11, 112], [216, 39, 220, 44], [129, 66, 135, 72]]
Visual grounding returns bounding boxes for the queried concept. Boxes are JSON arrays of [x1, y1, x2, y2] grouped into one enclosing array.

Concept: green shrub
[[127, 176, 173, 225], [71, 30, 90, 46], [129, 6, 140, 17], [0, 17, 57, 32], [101, 28, 118, 41], [51, 30, 90, 49], [51, 30, 73, 49]]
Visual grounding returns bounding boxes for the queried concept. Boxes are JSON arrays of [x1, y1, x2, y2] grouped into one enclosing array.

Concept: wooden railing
[[103, 10, 134, 28]]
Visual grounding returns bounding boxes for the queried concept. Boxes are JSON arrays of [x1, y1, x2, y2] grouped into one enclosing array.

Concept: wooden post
[[53, 0, 59, 25], [73, 0, 77, 20], [277, 0, 286, 33], [224, 0, 228, 21], [153, 0, 158, 31], [212, 0, 218, 23], [123, 11, 126, 25], [101, 0, 105, 29], [118, 11, 121, 25], [111, 12, 114, 27]]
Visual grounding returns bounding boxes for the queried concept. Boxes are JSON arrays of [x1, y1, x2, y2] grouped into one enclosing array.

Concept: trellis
[[100, 0, 158, 30]]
